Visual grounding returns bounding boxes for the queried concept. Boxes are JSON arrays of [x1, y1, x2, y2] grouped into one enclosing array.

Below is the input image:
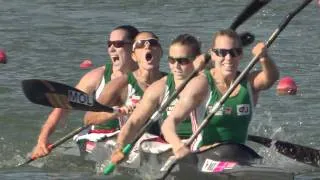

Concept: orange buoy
[[0, 49, 7, 64], [80, 59, 93, 69], [276, 76, 297, 95]]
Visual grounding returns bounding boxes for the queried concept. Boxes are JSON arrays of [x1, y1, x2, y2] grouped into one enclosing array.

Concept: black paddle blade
[[21, 79, 115, 112], [239, 31, 255, 46], [248, 135, 320, 168], [230, 0, 271, 30]]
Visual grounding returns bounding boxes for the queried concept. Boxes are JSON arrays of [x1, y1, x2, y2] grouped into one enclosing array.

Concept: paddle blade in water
[[248, 135, 320, 167]]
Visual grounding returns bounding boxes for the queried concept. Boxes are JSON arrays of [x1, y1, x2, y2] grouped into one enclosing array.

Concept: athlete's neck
[[212, 69, 236, 88], [134, 68, 162, 86], [111, 60, 138, 79]]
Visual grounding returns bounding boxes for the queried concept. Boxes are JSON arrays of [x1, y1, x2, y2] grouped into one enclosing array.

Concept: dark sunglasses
[[168, 56, 194, 65], [211, 48, 242, 58], [107, 40, 131, 48], [132, 39, 160, 51]]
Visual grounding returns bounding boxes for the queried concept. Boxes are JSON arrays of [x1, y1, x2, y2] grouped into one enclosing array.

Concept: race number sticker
[[237, 104, 250, 116], [201, 159, 219, 172], [201, 159, 237, 173]]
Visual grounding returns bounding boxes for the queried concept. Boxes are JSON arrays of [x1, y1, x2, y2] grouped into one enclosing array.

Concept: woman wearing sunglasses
[[84, 31, 166, 135], [160, 29, 279, 164], [109, 34, 211, 170], [30, 25, 139, 160]]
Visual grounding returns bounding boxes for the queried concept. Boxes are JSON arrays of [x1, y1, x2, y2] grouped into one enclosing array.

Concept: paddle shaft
[[17, 125, 90, 167], [160, 0, 313, 178]]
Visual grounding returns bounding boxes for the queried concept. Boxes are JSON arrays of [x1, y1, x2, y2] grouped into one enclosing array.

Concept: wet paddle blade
[[248, 135, 320, 168], [22, 79, 115, 112], [230, 0, 271, 30], [231, 0, 271, 46]]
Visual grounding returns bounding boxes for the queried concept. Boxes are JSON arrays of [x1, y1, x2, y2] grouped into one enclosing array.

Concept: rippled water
[[0, 0, 320, 179]]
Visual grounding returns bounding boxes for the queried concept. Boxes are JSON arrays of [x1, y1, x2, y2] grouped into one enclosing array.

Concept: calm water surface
[[0, 0, 320, 179]]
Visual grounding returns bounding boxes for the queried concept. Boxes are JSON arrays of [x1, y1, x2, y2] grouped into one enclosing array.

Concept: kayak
[[74, 131, 294, 180], [73, 129, 158, 174], [139, 141, 294, 180]]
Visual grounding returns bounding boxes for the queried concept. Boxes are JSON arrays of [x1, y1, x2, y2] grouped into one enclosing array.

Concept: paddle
[[103, 0, 271, 176], [248, 135, 320, 168], [230, 0, 270, 30], [22, 79, 117, 113], [160, 0, 313, 178], [17, 125, 90, 167], [233, 0, 271, 46], [20, 79, 119, 165]]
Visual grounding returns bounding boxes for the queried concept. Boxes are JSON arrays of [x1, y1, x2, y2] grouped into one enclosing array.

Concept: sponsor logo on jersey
[[207, 105, 224, 116], [237, 104, 250, 116], [130, 95, 141, 105], [166, 99, 178, 115], [224, 107, 232, 115]]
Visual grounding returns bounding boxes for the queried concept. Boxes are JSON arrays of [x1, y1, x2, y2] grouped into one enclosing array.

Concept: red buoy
[[80, 59, 93, 69], [0, 49, 7, 64], [277, 76, 297, 95]]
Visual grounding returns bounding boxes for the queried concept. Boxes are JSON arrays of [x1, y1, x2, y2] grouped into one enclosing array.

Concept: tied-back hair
[[171, 34, 201, 56], [212, 29, 242, 48], [113, 25, 139, 41], [134, 31, 159, 42]]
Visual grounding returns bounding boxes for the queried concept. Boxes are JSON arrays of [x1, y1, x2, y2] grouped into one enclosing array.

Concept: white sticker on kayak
[[201, 159, 237, 173], [201, 159, 219, 172]]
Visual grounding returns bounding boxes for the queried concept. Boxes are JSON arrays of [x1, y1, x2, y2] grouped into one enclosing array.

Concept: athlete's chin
[[143, 64, 159, 71], [173, 73, 187, 79], [222, 70, 234, 77], [112, 63, 124, 71], [112, 60, 123, 66]]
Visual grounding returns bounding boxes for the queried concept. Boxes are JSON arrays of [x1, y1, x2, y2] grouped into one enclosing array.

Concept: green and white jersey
[[160, 73, 208, 149], [120, 72, 162, 135], [92, 63, 119, 130], [118, 72, 144, 127], [194, 69, 254, 147], [95, 63, 112, 98]]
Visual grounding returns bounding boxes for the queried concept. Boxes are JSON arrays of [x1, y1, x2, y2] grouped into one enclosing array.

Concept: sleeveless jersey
[[118, 72, 144, 127], [159, 73, 208, 148], [119, 72, 161, 135], [92, 63, 119, 130], [196, 70, 254, 147]]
